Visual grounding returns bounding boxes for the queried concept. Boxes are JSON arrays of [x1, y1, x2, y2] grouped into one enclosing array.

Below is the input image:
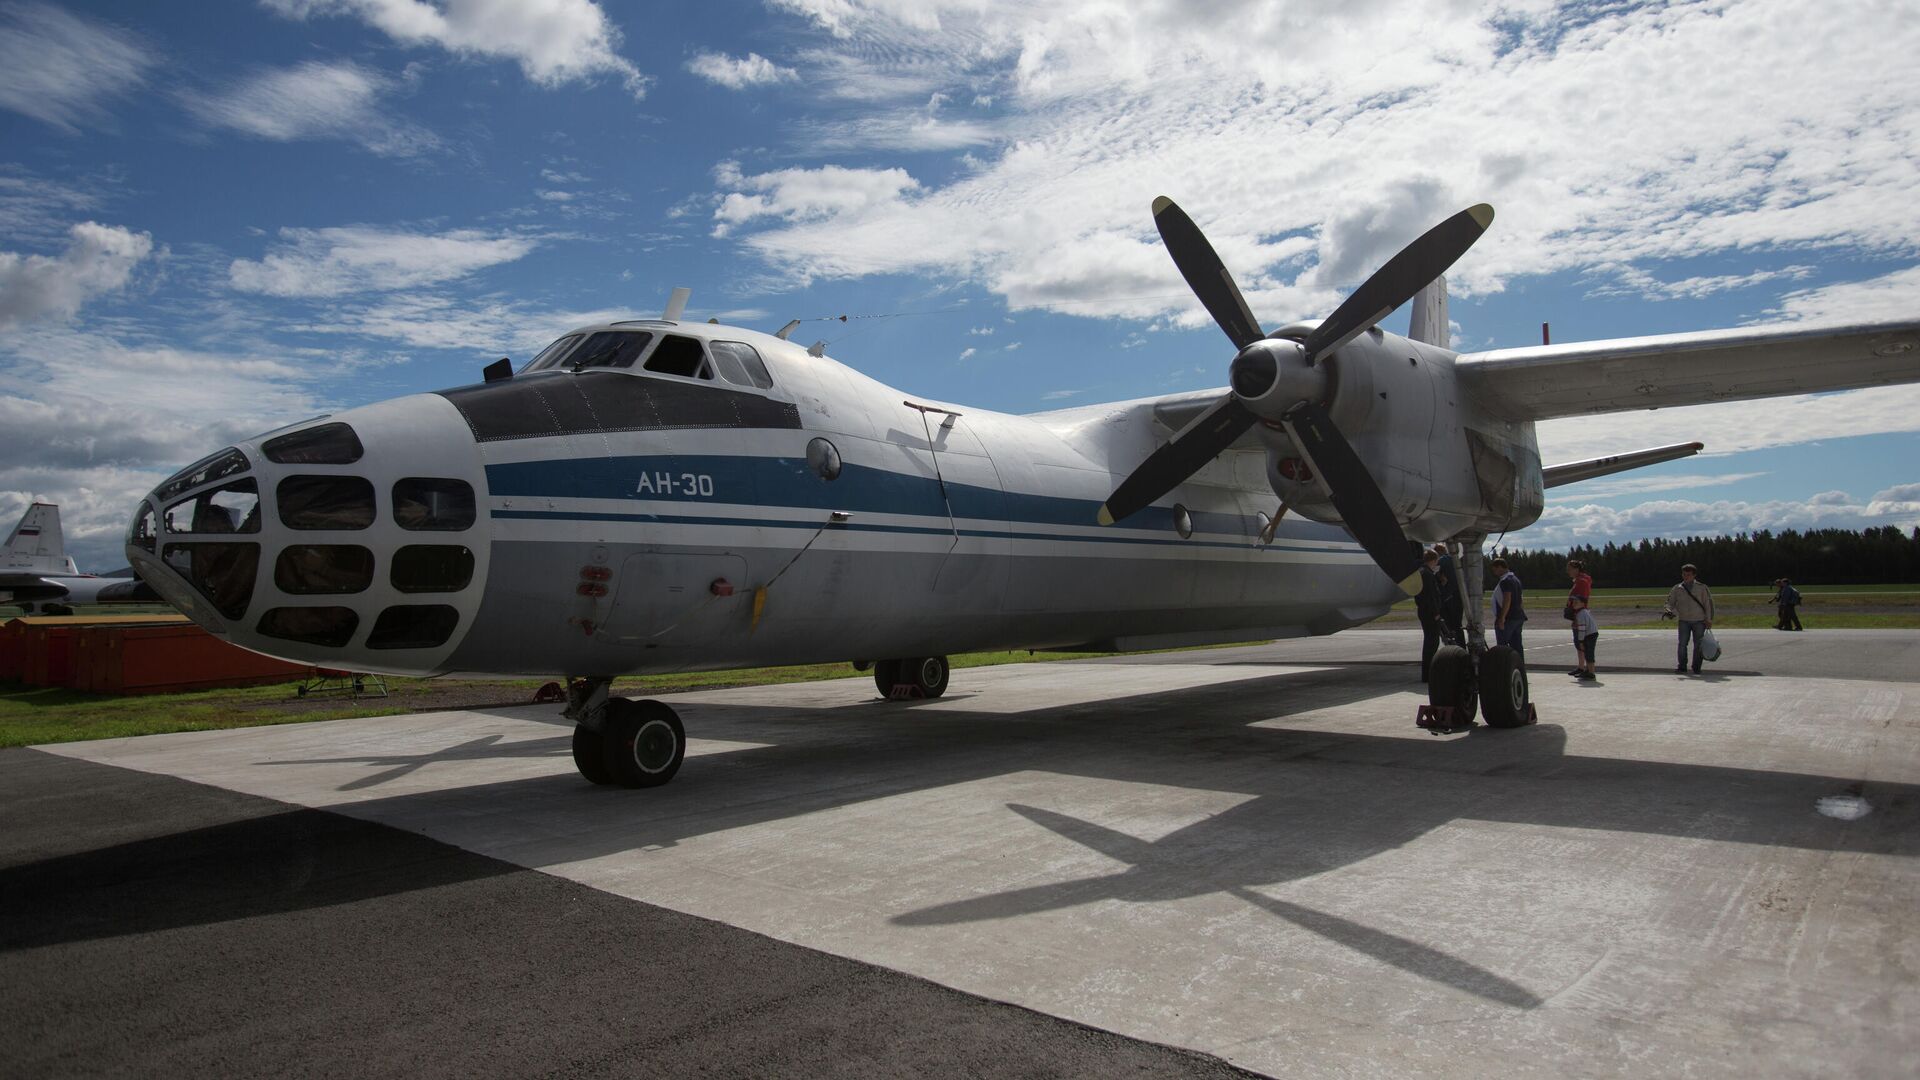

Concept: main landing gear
[[1416, 537, 1535, 735], [564, 677, 686, 787], [869, 655, 950, 699]]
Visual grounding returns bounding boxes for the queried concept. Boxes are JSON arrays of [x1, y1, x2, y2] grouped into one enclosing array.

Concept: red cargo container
[[73, 622, 311, 694]]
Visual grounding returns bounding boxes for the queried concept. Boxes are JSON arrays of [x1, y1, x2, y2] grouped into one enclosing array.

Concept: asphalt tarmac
[[8, 628, 1918, 1077]]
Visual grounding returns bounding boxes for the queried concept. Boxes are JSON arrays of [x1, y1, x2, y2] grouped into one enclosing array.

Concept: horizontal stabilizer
[[1543, 441, 1704, 489]]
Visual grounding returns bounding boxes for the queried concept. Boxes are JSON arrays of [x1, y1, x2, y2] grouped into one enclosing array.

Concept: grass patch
[[0, 648, 1138, 748], [1614, 614, 1920, 630]]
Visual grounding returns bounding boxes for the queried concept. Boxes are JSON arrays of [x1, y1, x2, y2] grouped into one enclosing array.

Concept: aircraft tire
[[1427, 645, 1477, 724], [571, 724, 615, 785], [874, 659, 900, 697], [600, 698, 686, 788], [906, 655, 949, 698], [1479, 646, 1530, 729]]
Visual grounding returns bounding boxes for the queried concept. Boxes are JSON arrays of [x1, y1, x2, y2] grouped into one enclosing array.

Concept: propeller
[[1098, 198, 1494, 593]]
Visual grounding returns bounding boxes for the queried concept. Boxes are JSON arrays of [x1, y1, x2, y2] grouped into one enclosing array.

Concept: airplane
[[120, 197, 1920, 789], [2, 502, 161, 614]]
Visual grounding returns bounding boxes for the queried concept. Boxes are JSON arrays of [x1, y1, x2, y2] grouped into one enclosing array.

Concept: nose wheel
[[874, 655, 950, 699], [566, 679, 687, 787]]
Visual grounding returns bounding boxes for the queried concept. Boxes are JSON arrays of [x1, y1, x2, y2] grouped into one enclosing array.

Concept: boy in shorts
[[1570, 595, 1598, 680]]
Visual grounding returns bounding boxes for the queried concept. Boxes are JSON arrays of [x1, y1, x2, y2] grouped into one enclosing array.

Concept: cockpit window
[[643, 334, 711, 379], [520, 334, 583, 373], [568, 331, 653, 371], [164, 480, 261, 534], [710, 341, 775, 389]]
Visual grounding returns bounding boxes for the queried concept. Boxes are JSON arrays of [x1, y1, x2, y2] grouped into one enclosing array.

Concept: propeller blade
[[1280, 400, 1421, 594], [1303, 204, 1494, 361], [1152, 197, 1264, 350], [1097, 395, 1256, 525]]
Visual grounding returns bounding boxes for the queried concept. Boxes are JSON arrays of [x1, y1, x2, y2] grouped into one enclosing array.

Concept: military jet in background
[[122, 196, 1920, 788], [3, 503, 160, 614]]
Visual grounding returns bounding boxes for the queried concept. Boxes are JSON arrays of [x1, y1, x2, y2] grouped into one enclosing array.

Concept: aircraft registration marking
[[633, 472, 717, 497]]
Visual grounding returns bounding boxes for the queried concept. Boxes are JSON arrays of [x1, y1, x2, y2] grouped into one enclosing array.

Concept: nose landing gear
[[872, 655, 950, 699], [564, 677, 687, 787]]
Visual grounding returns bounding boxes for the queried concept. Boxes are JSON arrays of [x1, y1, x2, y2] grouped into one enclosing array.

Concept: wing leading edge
[[1454, 319, 1920, 422]]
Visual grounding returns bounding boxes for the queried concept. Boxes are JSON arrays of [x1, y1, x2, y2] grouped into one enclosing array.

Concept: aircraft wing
[[1454, 319, 1920, 422], [0, 573, 72, 602]]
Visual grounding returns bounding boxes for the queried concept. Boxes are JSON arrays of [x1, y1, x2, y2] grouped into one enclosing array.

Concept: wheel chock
[[1523, 702, 1539, 725], [887, 683, 925, 700], [1416, 704, 1474, 735]]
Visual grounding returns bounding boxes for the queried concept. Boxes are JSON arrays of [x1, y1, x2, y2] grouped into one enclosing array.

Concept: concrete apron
[[47, 634, 1920, 1078]]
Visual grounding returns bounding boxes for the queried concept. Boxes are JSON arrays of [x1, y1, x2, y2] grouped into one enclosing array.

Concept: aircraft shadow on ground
[[7, 660, 1912, 1009]]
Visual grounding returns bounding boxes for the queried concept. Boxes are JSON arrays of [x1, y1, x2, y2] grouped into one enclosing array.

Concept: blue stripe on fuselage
[[483, 453, 1353, 547]]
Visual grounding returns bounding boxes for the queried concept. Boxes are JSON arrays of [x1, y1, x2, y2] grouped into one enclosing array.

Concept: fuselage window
[[643, 335, 712, 379], [521, 334, 583, 373], [711, 341, 775, 389], [264, 422, 363, 465], [275, 544, 375, 595], [278, 475, 376, 531], [568, 331, 653, 370], [391, 545, 474, 593], [164, 479, 260, 535], [393, 478, 475, 531], [366, 604, 461, 650]]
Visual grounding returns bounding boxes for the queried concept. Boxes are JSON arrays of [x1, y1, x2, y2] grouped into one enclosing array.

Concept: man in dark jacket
[[1491, 556, 1526, 661], [1772, 577, 1804, 631], [1417, 548, 1444, 681], [1434, 544, 1464, 644]]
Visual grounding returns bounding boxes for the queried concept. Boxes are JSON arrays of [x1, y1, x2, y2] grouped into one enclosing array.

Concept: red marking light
[[579, 565, 612, 582], [709, 578, 734, 597], [577, 582, 608, 597]]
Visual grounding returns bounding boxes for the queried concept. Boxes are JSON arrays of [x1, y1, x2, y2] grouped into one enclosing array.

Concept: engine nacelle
[[1243, 328, 1544, 540]]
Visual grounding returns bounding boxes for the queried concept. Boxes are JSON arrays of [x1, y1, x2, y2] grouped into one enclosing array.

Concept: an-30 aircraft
[[123, 198, 1920, 788]]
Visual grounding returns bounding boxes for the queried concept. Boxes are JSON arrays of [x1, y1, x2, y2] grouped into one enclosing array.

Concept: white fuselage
[[128, 321, 1408, 677]]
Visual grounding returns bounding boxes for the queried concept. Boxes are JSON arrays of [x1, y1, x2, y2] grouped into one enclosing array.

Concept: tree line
[[1488, 525, 1920, 588]]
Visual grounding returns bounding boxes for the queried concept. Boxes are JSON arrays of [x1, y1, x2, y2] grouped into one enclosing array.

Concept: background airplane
[[121, 198, 1920, 789], [2, 503, 160, 615]]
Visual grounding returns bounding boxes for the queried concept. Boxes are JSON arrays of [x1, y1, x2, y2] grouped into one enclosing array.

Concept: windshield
[[520, 334, 583, 373]]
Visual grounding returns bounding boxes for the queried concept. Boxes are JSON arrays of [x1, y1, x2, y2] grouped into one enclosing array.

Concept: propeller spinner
[[1097, 198, 1494, 594]]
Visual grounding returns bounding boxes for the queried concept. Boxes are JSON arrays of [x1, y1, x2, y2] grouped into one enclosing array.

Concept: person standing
[[1565, 558, 1593, 676], [1434, 544, 1464, 645], [1776, 577, 1804, 631], [1663, 563, 1715, 674], [1569, 595, 1599, 680], [1490, 556, 1526, 661], [1416, 548, 1444, 681]]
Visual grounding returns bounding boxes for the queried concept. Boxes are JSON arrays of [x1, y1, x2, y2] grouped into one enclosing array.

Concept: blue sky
[[3, 0, 1918, 571]]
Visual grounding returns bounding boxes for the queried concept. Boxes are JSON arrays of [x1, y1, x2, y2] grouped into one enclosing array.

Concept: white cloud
[[284, 291, 634, 354], [688, 50, 797, 89], [711, 161, 922, 250], [228, 226, 540, 297], [0, 3, 157, 132], [714, 0, 1920, 325], [968, 325, 994, 335], [1040, 388, 1081, 400], [0, 223, 154, 330], [1536, 384, 1920, 464], [181, 61, 440, 157], [957, 346, 976, 360], [1509, 485, 1920, 550], [1767, 266, 1920, 324], [1558, 471, 1772, 500], [264, 0, 648, 97]]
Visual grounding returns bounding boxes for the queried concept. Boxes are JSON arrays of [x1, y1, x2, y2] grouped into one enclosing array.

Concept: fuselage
[[126, 318, 1406, 677]]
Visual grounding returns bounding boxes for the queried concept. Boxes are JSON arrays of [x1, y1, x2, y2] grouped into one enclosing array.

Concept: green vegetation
[[0, 648, 1118, 749], [1493, 525, 1920, 589]]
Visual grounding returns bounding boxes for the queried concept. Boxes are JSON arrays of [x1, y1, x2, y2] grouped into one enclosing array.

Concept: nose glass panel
[[163, 479, 260, 534], [263, 422, 364, 465], [366, 605, 460, 650], [278, 475, 376, 530], [161, 542, 260, 619], [257, 606, 360, 647], [392, 478, 475, 531], [391, 545, 473, 593], [155, 447, 250, 504], [275, 544, 375, 594]]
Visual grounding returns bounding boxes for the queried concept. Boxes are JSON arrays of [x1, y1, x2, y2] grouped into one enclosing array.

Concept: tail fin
[[3, 502, 73, 573], [1407, 275, 1449, 348]]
